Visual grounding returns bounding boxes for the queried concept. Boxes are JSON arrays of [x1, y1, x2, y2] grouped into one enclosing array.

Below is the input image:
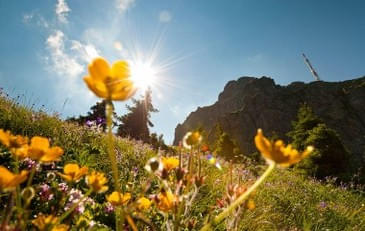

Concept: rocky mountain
[[174, 76, 365, 157]]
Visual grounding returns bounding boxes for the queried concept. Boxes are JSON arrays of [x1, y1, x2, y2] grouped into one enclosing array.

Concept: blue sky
[[0, 0, 364, 144]]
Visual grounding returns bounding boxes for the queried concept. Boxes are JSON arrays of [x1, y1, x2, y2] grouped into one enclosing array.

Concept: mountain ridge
[[174, 76, 365, 158]]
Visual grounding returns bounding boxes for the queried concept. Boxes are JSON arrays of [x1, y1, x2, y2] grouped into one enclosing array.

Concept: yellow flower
[[0, 166, 28, 191], [0, 129, 28, 148], [28, 137, 64, 162], [254, 129, 313, 167], [137, 197, 151, 211], [0, 129, 11, 147], [12, 144, 30, 159], [52, 224, 69, 231], [182, 131, 202, 149], [106, 191, 131, 206], [246, 199, 255, 210], [83, 57, 137, 101], [86, 171, 108, 193], [157, 190, 176, 212], [58, 163, 88, 182], [162, 157, 179, 171], [32, 214, 58, 231], [0, 129, 29, 158]]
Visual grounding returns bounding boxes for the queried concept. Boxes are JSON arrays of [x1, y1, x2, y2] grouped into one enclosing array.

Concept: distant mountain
[[174, 76, 365, 158]]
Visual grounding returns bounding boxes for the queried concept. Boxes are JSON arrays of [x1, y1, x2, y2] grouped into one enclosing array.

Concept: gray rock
[[174, 76, 365, 158]]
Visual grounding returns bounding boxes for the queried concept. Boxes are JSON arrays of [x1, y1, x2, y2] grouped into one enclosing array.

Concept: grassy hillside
[[0, 93, 364, 230]]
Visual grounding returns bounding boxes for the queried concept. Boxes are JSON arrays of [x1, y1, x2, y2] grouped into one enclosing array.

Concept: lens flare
[[130, 61, 157, 91]]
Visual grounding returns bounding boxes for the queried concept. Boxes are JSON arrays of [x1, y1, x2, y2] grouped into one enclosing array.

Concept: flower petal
[[40, 146, 64, 162], [88, 57, 110, 81], [0, 166, 15, 186], [84, 76, 109, 98], [110, 60, 130, 80], [64, 163, 79, 175], [31, 137, 50, 150], [111, 82, 137, 101]]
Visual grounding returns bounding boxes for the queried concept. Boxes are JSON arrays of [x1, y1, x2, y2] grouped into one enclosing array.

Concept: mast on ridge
[[302, 53, 321, 81]]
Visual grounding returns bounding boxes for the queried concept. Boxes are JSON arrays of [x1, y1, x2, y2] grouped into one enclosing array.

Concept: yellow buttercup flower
[[0, 129, 11, 147], [28, 136, 64, 162], [137, 197, 151, 211], [12, 144, 30, 159], [58, 163, 88, 182], [246, 199, 255, 210], [32, 214, 58, 231], [0, 166, 28, 191], [86, 171, 108, 193], [182, 131, 202, 149], [52, 224, 69, 231], [0, 130, 28, 148], [254, 129, 313, 167], [106, 191, 131, 206], [157, 190, 176, 212], [83, 57, 137, 101], [162, 157, 179, 171], [0, 129, 29, 158]]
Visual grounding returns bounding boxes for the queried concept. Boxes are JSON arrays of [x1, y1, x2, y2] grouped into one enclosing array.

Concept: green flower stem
[[178, 146, 182, 170], [105, 100, 123, 231], [23, 166, 36, 226], [105, 100, 121, 190], [57, 189, 92, 224], [200, 163, 276, 231], [26, 166, 36, 188], [1, 191, 14, 230], [198, 149, 201, 178], [14, 156, 22, 213], [188, 148, 193, 175]]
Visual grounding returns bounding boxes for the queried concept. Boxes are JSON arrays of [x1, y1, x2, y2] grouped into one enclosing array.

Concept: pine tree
[[150, 133, 168, 151], [287, 103, 322, 150], [299, 123, 350, 179], [288, 104, 350, 179], [117, 88, 158, 142], [215, 132, 241, 160]]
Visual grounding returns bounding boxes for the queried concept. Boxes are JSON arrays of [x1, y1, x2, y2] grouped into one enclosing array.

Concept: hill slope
[[0, 91, 364, 230]]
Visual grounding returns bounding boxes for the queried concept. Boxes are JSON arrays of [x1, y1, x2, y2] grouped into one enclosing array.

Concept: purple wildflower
[[39, 184, 54, 201], [96, 117, 105, 125], [23, 158, 36, 170], [68, 189, 83, 202], [85, 120, 94, 127], [58, 183, 68, 193], [104, 202, 115, 213], [319, 201, 327, 209]]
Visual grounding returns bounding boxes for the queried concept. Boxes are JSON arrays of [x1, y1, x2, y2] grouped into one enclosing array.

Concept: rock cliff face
[[174, 76, 365, 157]]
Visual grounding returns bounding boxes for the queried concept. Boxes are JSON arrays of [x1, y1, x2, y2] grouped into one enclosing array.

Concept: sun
[[130, 60, 158, 92]]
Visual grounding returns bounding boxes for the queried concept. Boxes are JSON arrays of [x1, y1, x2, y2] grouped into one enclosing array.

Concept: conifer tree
[[215, 132, 241, 160], [287, 104, 322, 150], [117, 88, 158, 142], [288, 104, 350, 179], [150, 132, 168, 151]]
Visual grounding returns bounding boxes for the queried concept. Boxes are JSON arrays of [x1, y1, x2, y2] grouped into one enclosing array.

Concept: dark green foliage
[[287, 104, 322, 151], [117, 88, 158, 142], [67, 100, 117, 131], [297, 123, 350, 179], [288, 104, 351, 179], [149, 132, 168, 151], [215, 132, 241, 160], [211, 123, 224, 150]]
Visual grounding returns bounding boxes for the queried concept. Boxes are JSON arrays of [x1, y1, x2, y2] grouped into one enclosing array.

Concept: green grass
[[0, 94, 364, 230]]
